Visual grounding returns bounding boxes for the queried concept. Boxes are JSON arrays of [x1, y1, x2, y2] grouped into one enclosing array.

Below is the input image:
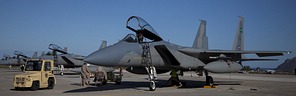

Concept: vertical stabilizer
[[193, 20, 208, 49], [99, 40, 107, 50], [41, 51, 45, 56], [233, 16, 244, 51], [32, 52, 38, 58], [64, 47, 68, 53]]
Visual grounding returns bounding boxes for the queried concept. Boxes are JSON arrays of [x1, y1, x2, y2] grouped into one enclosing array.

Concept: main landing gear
[[204, 70, 214, 86], [58, 65, 64, 76]]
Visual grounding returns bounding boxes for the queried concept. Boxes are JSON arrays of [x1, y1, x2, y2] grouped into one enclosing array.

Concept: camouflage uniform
[[94, 66, 107, 86], [81, 64, 91, 86]]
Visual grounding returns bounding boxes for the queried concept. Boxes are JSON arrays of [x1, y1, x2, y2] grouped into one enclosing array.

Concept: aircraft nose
[[84, 52, 99, 65], [84, 49, 120, 66]]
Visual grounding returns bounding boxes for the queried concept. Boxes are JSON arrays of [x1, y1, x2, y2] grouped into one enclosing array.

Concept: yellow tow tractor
[[13, 59, 56, 91]]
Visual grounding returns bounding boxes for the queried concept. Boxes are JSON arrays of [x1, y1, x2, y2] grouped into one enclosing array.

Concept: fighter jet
[[84, 16, 290, 91], [45, 41, 118, 76], [47, 43, 85, 68], [46, 40, 108, 68], [0, 51, 38, 66]]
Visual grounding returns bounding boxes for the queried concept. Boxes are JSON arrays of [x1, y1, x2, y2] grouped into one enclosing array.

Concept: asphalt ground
[[1, 67, 296, 96]]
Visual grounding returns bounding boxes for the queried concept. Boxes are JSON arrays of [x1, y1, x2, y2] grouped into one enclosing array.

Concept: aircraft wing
[[178, 48, 290, 61]]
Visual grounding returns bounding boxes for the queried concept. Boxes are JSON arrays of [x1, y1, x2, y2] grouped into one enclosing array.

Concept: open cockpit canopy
[[121, 34, 138, 43], [126, 16, 162, 42]]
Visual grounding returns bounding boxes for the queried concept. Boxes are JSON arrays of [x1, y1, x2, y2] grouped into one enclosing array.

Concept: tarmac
[[1, 67, 296, 96]]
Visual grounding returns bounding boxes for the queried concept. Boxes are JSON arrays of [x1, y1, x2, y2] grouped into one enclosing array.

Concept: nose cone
[[84, 51, 98, 65], [84, 48, 121, 67]]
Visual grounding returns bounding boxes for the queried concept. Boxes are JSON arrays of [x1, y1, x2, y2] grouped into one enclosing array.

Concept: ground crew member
[[81, 63, 91, 86], [166, 69, 182, 87], [60, 65, 64, 76], [21, 65, 25, 72], [9, 65, 12, 70], [94, 66, 107, 86], [136, 32, 143, 43]]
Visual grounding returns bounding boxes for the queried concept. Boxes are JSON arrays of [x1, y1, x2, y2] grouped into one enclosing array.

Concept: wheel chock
[[203, 85, 218, 88]]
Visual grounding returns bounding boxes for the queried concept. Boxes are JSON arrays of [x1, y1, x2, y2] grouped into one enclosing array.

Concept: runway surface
[[1, 67, 296, 96]]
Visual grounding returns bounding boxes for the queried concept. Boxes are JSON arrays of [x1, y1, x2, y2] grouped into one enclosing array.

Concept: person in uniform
[[9, 65, 12, 70], [166, 69, 183, 87], [81, 63, 91, 86], [136, 32, 144, 43], [94, 66, 107, 86], [21, 65, 25, 72]]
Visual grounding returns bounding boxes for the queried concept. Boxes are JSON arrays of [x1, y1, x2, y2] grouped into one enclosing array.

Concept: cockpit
[[122, 34, 138, 43], [126, 16, 163, 42]]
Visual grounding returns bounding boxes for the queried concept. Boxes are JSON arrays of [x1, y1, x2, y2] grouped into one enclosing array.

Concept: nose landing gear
[[141, 43, 157, 91]]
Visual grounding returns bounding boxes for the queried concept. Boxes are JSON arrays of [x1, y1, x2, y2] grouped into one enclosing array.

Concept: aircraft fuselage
[[85, 35, 205, 71]]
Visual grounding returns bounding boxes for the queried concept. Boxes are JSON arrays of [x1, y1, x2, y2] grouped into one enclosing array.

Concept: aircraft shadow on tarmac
[[64, 80, 169, 93], [54, 73, 81, 75], [63, 79, 241, 93], [4, 70, 22, 72]]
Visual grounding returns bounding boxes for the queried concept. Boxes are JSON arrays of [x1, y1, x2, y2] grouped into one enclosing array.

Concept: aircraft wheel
[[31, 81, 39, 91], [149, 81, 156, 91], [206, 76, 214, 86]]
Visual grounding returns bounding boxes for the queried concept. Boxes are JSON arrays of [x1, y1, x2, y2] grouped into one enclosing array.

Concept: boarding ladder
[[140, 41, 157, 91], [141, 43, 152, 66]]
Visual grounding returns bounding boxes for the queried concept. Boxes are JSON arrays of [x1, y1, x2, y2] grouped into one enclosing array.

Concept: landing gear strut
[[146, 66, 156, 91], [141, 42, 157, 91], [205, 70, 214, 86], [58, 65, 64, 76]]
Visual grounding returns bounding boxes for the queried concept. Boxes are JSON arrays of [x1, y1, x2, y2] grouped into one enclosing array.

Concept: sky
[[0, 0, 295, 68]]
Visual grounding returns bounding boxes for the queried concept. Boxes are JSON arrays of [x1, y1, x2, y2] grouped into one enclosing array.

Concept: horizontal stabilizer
[[154, 45, 180, 66], [255, 53, 285, 57], [240, 58, 278, 61]]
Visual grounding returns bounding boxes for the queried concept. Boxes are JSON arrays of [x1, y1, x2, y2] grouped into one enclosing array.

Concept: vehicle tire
[[149, 81, 156, 91], [15, 87, 20, 90], [48, 78, 55, 89], [115, 81, 121, 85], [102, 80, 107, 85], [31, 81, 39, 91], [206, 76, 214, 86]]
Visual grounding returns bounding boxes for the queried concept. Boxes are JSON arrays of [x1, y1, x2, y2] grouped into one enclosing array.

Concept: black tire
[[206, 76, 214, 86], [294, 68, 296, 75], [115, 81, 121, 85], [31, 81, 39, 91], [149, 81, 156, 91], [115, 78, 121, 85], [15, 87, 20, 90], [102, 80, 107, 85], [48, 78, 55, 89]]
